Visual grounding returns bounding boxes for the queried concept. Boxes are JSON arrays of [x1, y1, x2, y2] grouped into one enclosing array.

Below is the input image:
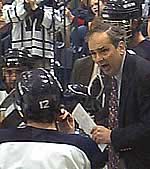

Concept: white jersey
[[0, 126, 106, 169], [0, 89, 23, 127], [0, 142, 90, 169], [2, 0, 63, 59], [0, 90, 8, 105]]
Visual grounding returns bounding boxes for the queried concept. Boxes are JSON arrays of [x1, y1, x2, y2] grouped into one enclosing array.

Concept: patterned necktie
[[108, 77, 119, 169]]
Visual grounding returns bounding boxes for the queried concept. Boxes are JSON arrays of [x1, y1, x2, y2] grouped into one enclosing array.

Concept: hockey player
[[0, 68, 106, 169]]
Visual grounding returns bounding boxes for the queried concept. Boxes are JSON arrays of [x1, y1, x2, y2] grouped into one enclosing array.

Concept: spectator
[[2, 0, 63, 73], [90, 0, 107, 17]]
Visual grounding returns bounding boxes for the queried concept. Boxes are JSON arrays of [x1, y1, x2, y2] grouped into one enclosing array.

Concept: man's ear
[[117, 41, 126, 55]]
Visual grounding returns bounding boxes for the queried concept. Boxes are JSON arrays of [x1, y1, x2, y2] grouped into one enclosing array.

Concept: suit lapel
[[118, 53, 136, 126]]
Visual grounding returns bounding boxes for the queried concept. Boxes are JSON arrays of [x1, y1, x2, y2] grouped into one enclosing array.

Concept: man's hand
[[91, 125, 112, 144], [56, 108, 75, 134], [65, 8, 74, 21]]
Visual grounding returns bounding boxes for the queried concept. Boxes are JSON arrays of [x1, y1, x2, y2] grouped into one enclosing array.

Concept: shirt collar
[[115, 51, 126, 81]]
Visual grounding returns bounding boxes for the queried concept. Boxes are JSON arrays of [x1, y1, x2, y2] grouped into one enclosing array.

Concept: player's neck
[[131, 32, 145, 47], [27, 121, 57, 130]]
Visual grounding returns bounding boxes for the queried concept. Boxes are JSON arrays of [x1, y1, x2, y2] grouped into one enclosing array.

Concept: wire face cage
[[101, 0, 143, 41]]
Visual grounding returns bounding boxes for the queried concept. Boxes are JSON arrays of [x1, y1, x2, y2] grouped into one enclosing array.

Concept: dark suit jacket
[[111, 52, 150, 169]]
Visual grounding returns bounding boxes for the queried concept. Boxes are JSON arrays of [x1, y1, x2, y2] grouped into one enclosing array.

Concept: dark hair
[[86, 17, 126, 48]]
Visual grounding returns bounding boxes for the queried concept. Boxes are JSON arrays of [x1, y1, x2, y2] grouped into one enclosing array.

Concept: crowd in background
[[0, 0, 150, 87]]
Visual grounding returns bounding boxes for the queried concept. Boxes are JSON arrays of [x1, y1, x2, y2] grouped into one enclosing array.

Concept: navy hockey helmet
[[15, 68, 63, 123], [2, 48, 34, 68]]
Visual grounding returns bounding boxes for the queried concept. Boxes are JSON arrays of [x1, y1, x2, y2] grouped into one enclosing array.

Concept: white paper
[[72, 103, 107, 152]]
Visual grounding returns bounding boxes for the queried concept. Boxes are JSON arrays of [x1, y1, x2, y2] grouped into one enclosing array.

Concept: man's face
[[2, 67, 22, 92], [88, 32, 125, 76]]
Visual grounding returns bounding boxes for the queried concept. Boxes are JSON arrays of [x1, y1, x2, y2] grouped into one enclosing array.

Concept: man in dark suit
[[88, 18, 150, 169]]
